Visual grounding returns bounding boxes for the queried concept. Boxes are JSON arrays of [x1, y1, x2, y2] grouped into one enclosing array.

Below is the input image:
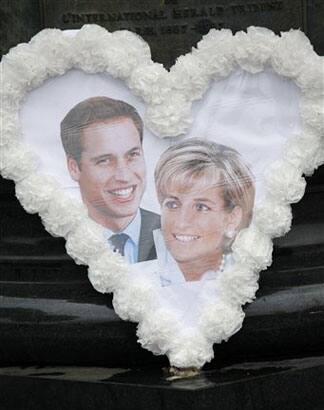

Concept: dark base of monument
[[1, 356, 324, 410]]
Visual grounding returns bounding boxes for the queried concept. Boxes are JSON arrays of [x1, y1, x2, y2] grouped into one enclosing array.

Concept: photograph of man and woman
[[59, 94, 254, 275], [21, 68, 301, 319]]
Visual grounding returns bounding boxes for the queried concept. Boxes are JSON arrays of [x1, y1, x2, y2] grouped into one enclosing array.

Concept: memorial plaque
[[42, 0, 307, 67], [1, 1, 324, 376]]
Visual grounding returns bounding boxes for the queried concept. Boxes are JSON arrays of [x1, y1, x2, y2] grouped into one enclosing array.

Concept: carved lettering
[[116, 12, 125, 21], [209, 7, 225, 17], [99, 13, 109, 23], [231, 1, 283, 15], [75, 14, 86, 24], [62, 13, 70, 24], [135, 26, 158, 36], [160, 24, 187, 35], [61, 2, 286, 26], [61, 10, 167, 25], [43, 0, 305, 69], [173, 6, 224, 19]]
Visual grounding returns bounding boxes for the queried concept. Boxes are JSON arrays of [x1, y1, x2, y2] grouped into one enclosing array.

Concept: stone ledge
[[1, 356, 324, 410]]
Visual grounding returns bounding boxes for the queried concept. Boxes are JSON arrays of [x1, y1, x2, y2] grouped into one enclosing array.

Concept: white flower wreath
[[1, 25, 323, 369]]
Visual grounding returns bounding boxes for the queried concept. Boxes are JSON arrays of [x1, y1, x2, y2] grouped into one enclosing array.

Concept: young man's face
[[68, 117, 146, 230]]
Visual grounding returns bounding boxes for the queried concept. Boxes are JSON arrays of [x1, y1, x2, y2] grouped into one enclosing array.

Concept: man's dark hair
[[60, 96, 143, 164]]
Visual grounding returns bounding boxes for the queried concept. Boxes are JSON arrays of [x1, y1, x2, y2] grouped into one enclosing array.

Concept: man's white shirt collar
[[104, 209, 141, 247]]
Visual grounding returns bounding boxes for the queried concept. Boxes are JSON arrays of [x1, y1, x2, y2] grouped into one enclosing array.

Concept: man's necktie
[[108, 233, 129, 256]]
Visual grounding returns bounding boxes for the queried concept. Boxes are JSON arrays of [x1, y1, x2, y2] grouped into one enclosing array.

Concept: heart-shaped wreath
[[1, 25, 323, 369]]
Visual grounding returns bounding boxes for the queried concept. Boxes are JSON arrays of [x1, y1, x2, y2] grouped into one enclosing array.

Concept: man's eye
[[96, 158, 110, 165], [196, 203, 210, 211], [164, 200, 178, 210]]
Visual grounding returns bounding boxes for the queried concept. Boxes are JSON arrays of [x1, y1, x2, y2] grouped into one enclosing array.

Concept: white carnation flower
[[0, 142, 38, 181], [254, 200, 292, 238], [65, 219, 107, 265], [104, 30, 151, 79], [199, 300, 245, 343], [128, 63, 170, 104], [146, 93, 192, 137], [234, 26, 277, 73], [309, 143, 324, 175], [283, 133, 323, 174], [169, 53, 210, 100], [232, 225, 273, 270], [137, 308, 178, 355], [300, 96, 324, 134], [112, 30, 151, 60], [271, 30, 314, 78], [168, 330, 214, 368], [73, 25, 112, 73], [15, 173, 60, 214], [218, 265, 259, 305], [195, 29, 235, 78], [29, 29, 74, 75], [40, 196, 88, 238], [0, 111, 21, 147], [113, 275, 157, 322], [1, 63, 28, 105], [265, 161, 306, 203], [88, 251, 128, 294], [3, 43, 49, 88], [296, 55, 324, 98]]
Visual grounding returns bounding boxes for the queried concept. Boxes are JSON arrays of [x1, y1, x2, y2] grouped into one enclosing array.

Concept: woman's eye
[[164, 200, 178, 209], [128, 150, 141, 159], [196, 203, 210, 211]]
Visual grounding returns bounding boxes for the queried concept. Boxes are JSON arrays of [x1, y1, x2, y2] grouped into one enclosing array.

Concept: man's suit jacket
[[138, 208, 161, 262]]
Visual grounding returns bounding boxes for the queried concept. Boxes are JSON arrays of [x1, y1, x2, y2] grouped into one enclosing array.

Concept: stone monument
[[0, 1, 324, 409]]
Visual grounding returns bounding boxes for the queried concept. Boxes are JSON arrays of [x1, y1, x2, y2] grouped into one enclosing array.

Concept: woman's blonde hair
[[154, 138, 255, 230]]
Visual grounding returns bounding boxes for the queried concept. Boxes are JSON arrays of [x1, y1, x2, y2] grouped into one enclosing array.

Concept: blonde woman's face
[[161, 178, 242, 268]]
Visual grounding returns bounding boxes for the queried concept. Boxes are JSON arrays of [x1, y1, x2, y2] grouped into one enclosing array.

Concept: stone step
[[1, 169, 323, 367], [0, 259, 324, 366], [1, 356, 324, 410]]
